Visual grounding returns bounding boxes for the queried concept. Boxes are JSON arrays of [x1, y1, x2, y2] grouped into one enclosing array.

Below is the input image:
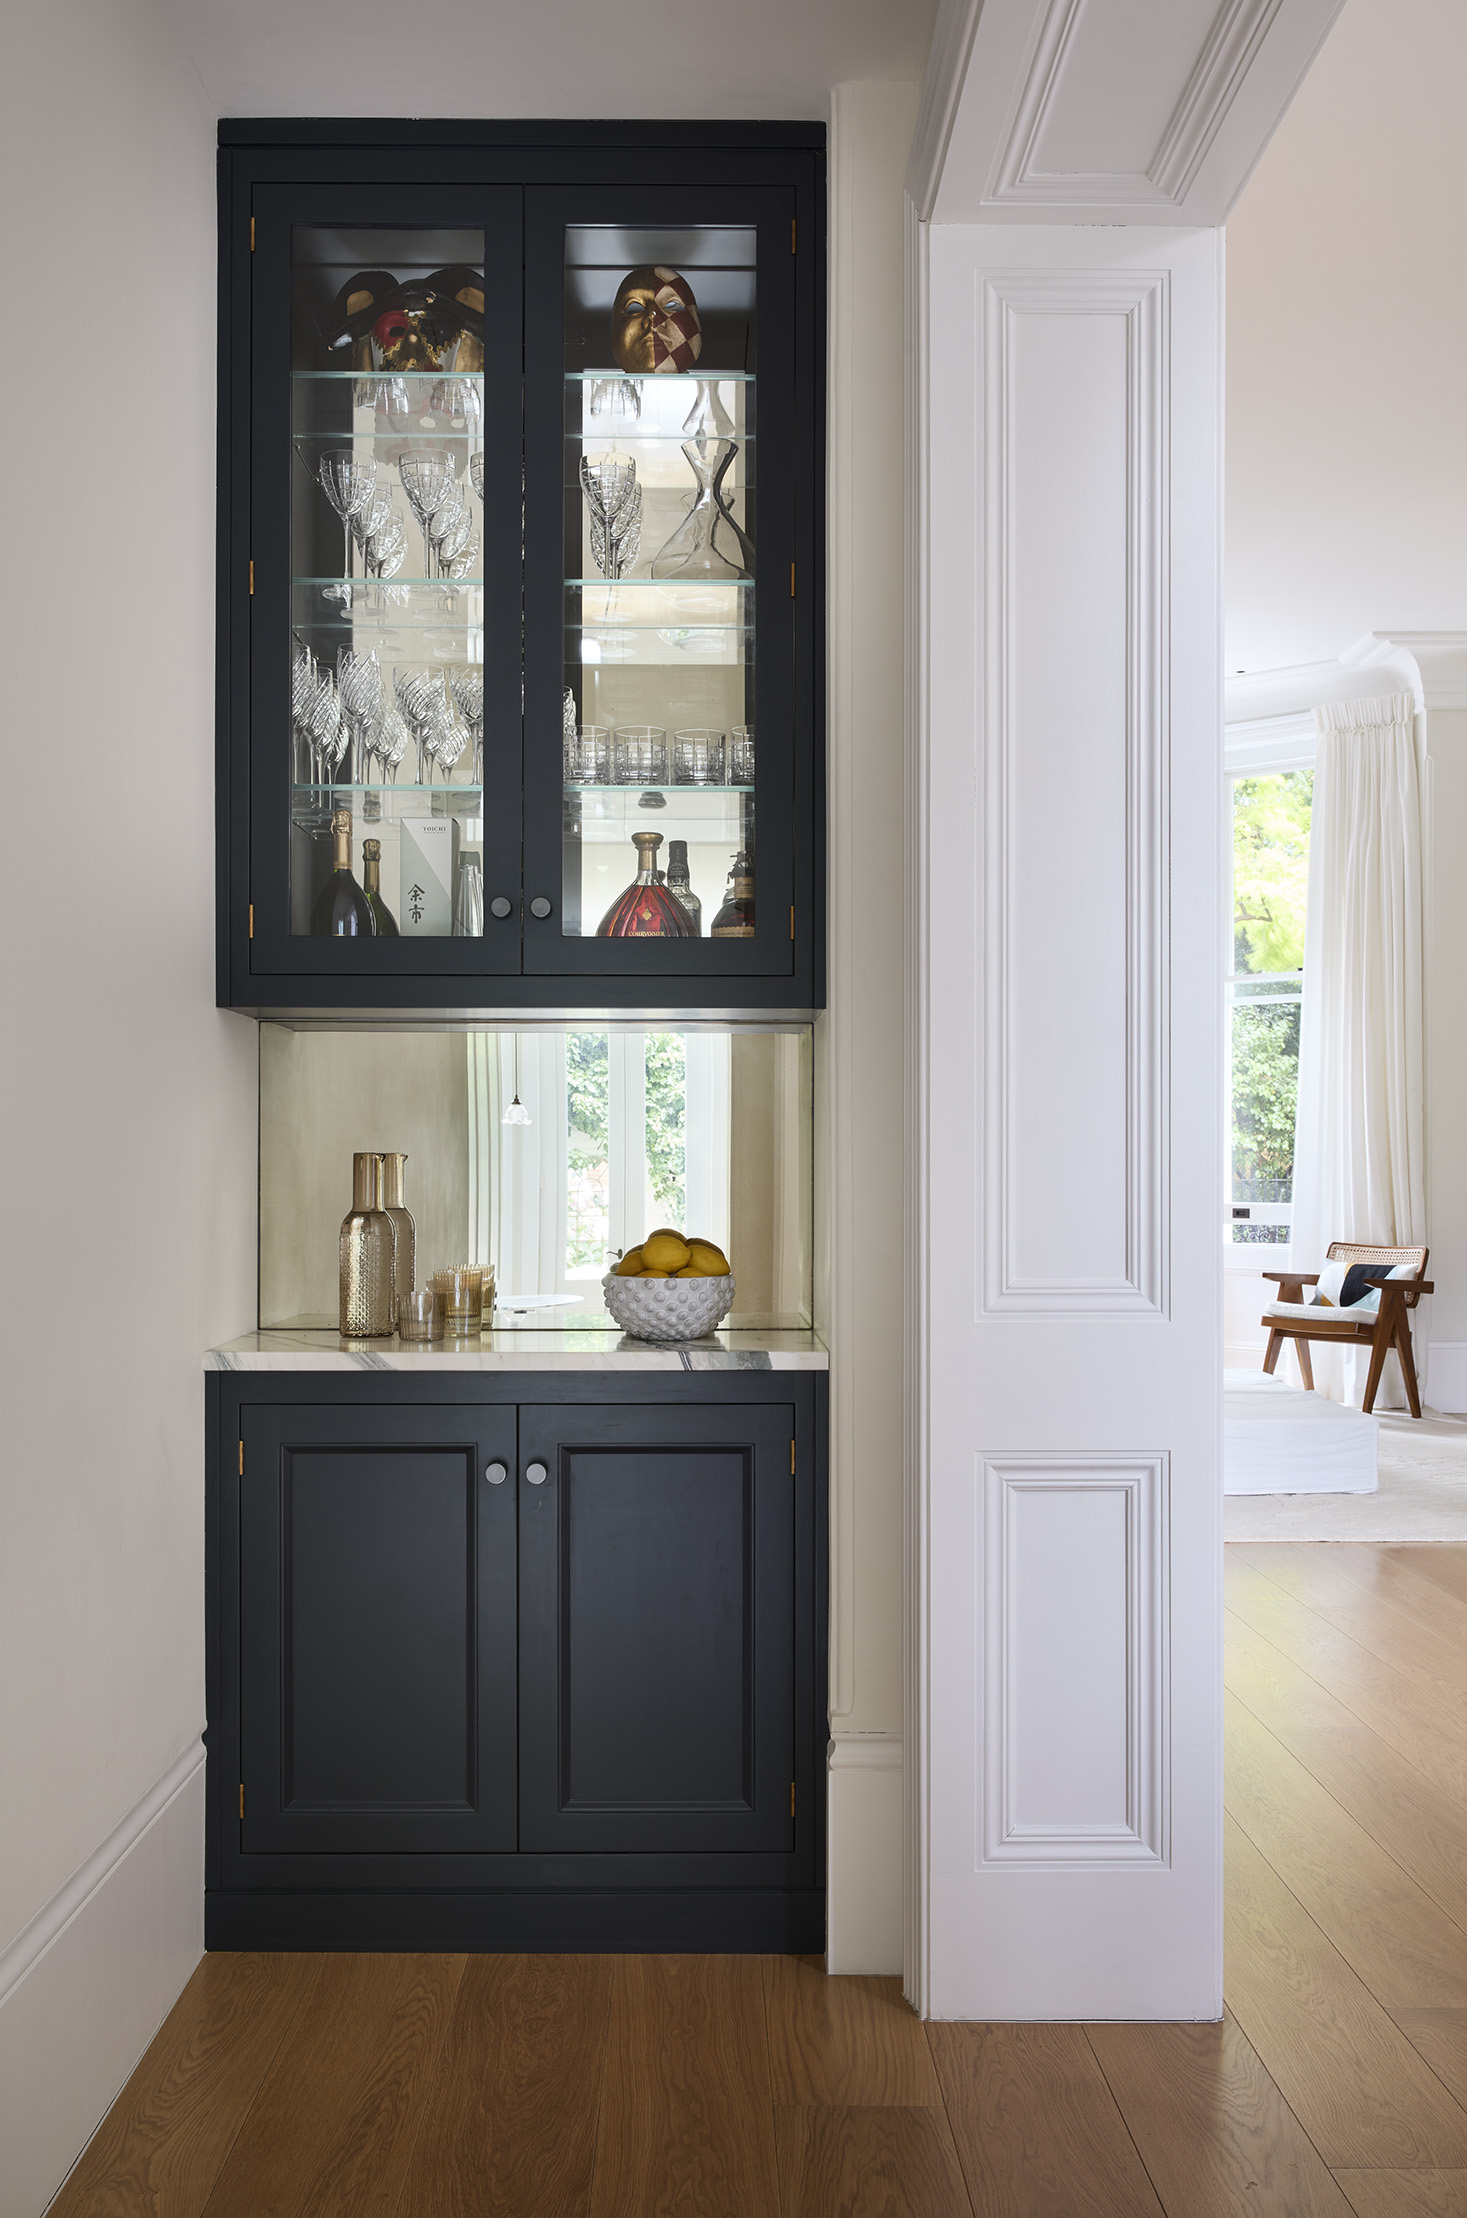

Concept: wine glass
[[469, 449, 484, 505], [368, 513, 407, 580], [350, 489, 393, 569], [337, 647, 384, 786], [375, 703, 409, 785], [398, 451, 456, 577], [579, 455, 640, 580], [428, 484, 467, 576], [450, 666, 485, 785], [317, 451, 377, 578]]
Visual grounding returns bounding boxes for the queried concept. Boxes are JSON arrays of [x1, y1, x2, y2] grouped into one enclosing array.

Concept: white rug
[[1223, 1407, 1467, 1540]]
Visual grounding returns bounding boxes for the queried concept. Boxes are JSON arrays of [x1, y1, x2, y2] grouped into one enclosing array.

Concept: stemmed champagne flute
[[337, 647, 384, 786], [450, 666, 485, 785], [317, 451, 378, 579], [398, 451, 456, 577]]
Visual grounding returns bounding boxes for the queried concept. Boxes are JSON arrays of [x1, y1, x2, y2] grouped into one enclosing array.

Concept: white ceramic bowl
[[601, 1268, 736, 1343]]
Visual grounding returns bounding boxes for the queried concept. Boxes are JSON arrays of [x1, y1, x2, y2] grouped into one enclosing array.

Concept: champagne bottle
[[360, 838, 398, 936], [664, 838, 702, 933], [595, 831, 697, 937], [710, 850, 755, 938], [309, 808, 375, 937]]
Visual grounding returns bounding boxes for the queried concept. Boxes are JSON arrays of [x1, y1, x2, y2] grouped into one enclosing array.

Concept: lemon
[[638, 1268, 670, 1279], [687, 1240, 730, 1276], [614, 1246, 644, 1277], [674, 1264, 703, 1279], [642, 1231, 692, 1272]]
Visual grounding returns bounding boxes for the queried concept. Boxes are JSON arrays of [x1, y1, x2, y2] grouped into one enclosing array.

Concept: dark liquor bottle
[[309, 808, 375, 937], [710, 849, 755, 938], [360, 837, 399, 935], [664, 838, 702, 933], [596, 831, 696, 937]]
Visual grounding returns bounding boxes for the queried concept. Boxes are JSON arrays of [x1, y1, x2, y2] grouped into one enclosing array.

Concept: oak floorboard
[[587, 1954, 779, 2218], [1383, 1549, 1467, 1615], [1223, 1814, 1467, 2167], [1226, 1608, 1367, 1729], [1230, 1547, 1467, 1709], [47, 1953, 320, 2218], [1086, 2011, 1355, 2218], [394, 1955, 611, 2218], [927, 2020, 1164, 2217], [1290, 1546, 1467, 1654], [1278, 1727, 1467, 1937], [775, 2105, 974, 2218], [197, 1953, 463, 2218], [763, 1955, 941, 2106], [1391, 2013, 1467, 2106], [1224, 1694, 1467, 2009], [1333, 2173, 1467, 2216]]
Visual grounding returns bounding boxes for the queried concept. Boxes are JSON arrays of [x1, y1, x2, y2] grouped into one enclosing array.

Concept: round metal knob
[[529, 896, 553, 919], [489, 895, 513, 920], [484, 1461, 507, 1485], [525, 1461, 548, 1485]]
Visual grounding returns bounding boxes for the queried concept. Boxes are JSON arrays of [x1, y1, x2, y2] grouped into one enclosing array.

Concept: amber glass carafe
[[595, 831, 696, 938], [339, 1152, 397, 1336]]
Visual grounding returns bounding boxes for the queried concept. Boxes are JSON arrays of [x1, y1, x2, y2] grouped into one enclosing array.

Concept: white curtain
[[1291, 691, 1426, 1403]]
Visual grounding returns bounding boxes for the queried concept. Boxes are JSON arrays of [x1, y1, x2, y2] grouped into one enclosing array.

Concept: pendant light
[[502, 1031, 531, 1125]]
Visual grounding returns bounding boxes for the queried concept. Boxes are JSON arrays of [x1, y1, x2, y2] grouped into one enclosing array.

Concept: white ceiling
[[162, 0, 935, 119]]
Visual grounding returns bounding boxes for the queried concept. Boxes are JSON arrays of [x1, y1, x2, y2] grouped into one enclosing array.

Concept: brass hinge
[[248, 904, 254, 940], [790, 1439, 796, 1475], [238, 1440, 244, 1474], [250, 215, 255, 252], [790, 562, 795, 598], [248, 559, 254, 596], [790, 905, 795, 941], [791, 218, 796, 254], [239, 1783, 246, 1818], [790, 1781, 796, 1817]]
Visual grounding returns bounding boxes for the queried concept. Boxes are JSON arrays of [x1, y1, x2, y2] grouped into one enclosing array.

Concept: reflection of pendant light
[[502, 1032, 531, 1126]]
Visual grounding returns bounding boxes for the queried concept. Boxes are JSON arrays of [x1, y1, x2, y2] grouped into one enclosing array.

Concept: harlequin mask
[[610, 266, 702, 374]]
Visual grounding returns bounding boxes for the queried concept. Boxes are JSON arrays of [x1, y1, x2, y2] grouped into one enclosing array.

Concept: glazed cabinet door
[[238, 1402, 517, 1853], [244, 183, 525, 982], [517, 1400, 796, 1852], [522, 185, 801, 980]]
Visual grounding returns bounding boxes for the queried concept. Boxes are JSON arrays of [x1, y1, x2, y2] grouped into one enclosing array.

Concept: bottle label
[[710, 923, 755, 938]]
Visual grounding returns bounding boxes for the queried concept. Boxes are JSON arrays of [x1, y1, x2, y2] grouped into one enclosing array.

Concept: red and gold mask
[[610, 266, 702, 374]]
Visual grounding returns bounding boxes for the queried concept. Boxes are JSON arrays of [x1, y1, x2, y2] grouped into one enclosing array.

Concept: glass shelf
[[566, 782, 753, 796], [294, 370, 486, 383], [566, 369, 755, 382], [293, 782, 483, 796]]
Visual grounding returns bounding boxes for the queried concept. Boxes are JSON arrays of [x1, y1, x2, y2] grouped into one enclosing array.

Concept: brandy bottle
[[596, 831, 696, 938], [664, 838, 702, 933], [309, 808, 375, 937], [710, 850, 755, 938]]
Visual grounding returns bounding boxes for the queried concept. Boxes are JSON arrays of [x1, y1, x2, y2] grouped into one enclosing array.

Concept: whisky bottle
[[595, 831, 696, 937], [360, 838, 399, 935], [664, 838, 702, 933], [710, 850, 755, 938], [309, 808, 375, 937]]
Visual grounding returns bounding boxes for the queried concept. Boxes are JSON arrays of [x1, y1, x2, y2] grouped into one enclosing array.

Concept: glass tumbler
[[398, 1289, 442, 1341], [673, 729, 726, 785], [613, 725, 668, 786], [565, 723, 611, 784], [432, 1266, 483, 1332], [730, 725, 756, 784]]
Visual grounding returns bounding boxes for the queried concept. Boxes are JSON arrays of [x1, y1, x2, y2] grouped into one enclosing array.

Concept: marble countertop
[[207, 1328, 829, 1372]]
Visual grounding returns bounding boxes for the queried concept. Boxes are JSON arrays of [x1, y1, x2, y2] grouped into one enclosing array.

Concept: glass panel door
[[524, 189, 796, 978], [249, 187, 523, 976]]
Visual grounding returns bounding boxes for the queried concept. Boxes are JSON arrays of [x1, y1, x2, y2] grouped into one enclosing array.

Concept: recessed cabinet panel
[[239, 1403, 517, 1852], [517, 1401, 795, 1852]]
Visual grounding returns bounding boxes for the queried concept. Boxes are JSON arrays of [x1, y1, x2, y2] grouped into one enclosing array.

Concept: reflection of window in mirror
[[259, 1023, 810, 1331]]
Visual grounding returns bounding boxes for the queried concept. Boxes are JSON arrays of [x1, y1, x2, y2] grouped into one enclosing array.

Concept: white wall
[[0, 3, 257, 2209], [819, 78, 918, 1974], [1226, 0, 1467, 674]]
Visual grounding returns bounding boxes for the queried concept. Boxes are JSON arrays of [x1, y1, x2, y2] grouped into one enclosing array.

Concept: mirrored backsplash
[[259, 1022, 812, 1330]]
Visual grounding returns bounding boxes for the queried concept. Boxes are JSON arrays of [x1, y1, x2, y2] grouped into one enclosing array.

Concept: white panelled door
[[911, 223, 1222, 2019]]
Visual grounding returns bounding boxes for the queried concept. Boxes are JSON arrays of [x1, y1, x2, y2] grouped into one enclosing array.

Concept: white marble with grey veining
[[206, 1327, 828, 1373]]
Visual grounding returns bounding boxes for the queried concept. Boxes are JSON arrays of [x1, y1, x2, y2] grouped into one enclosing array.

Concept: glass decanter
[[650, 438, 754, 581], [596, 831, 697, 938]]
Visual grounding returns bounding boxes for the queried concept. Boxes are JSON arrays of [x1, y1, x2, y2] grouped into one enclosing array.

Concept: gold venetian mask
[[610, 266, 703, 374]]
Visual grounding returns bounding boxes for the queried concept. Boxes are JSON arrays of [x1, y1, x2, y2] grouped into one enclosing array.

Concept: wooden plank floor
[[47, 1543, 1467, 2218]]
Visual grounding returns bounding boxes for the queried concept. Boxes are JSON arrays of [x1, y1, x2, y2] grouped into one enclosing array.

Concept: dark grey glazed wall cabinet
[[206, 1372, 826, 1950], [217, 120, 825, 1013]]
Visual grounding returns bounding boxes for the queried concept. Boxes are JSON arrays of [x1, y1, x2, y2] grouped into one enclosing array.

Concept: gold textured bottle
[[339, 1152, 397, 1336], [380, 1152, 415, 1308]]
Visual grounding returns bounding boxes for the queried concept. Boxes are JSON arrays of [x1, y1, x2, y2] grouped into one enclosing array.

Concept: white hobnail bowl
[[601, 1268, 736, 1343]]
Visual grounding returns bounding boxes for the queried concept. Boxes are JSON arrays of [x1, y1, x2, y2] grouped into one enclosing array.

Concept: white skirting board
[[826, 1736, 902, 1974], [1426, 1342, 1467, 1414], [1224, 1370, 1378, 1495], [0, 1746, 204, 2218]]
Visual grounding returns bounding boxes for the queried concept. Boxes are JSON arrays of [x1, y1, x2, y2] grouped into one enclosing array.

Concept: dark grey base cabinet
[[206, 1371, 826, 1950]]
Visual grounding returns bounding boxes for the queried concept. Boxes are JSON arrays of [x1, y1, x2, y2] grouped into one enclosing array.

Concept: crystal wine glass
[[376, 703, 409, 785], [317, 451, 378, 579], [579, 455, 641, 581], [337, 647, 384, 786], [350, 488, 393, 569], [469, 449, 484, 505], [398, 451, 456, 577], [428, 483, 467, 575], [450, 665, 485, 785]]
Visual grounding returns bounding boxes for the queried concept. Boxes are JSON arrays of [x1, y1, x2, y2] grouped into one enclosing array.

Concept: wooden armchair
[[1261, 1242, 1432, 1417]]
